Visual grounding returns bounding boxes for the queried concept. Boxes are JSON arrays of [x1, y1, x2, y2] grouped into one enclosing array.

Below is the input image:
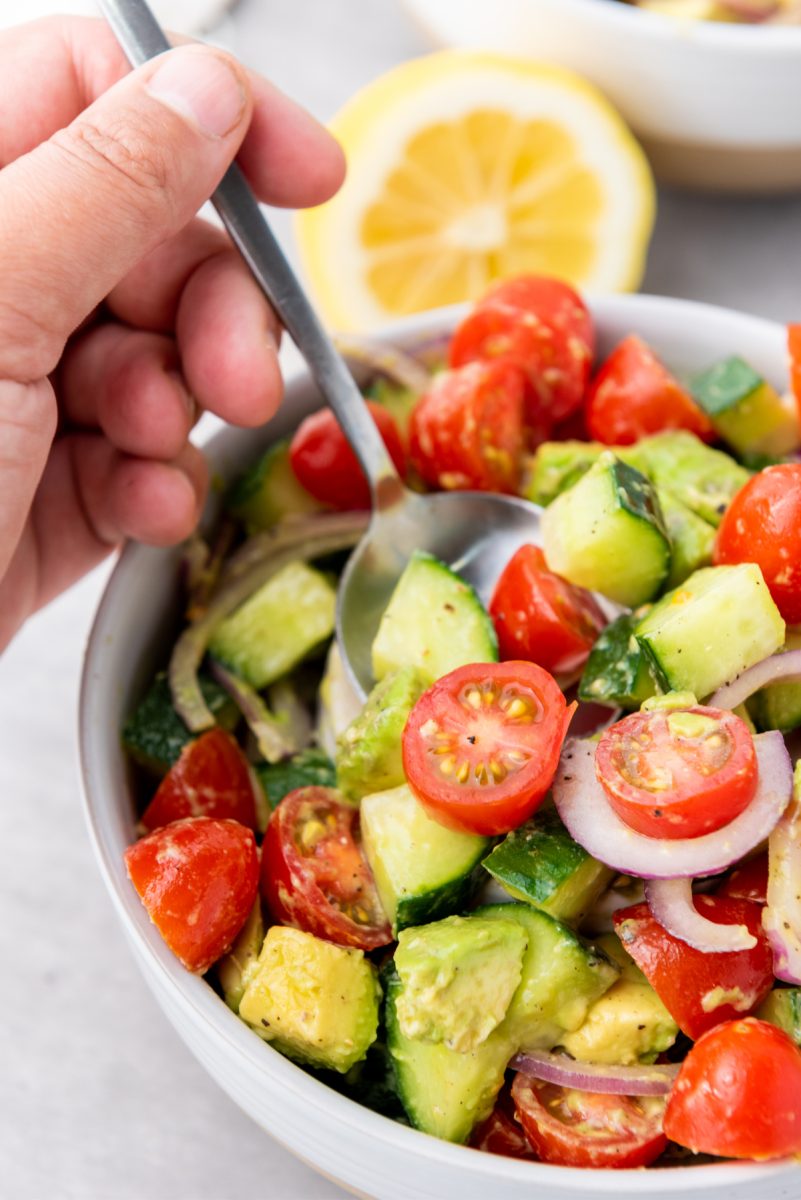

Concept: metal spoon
[[100, 0, 547, 699]]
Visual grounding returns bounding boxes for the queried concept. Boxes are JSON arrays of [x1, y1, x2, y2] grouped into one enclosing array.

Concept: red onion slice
[[334, 332, 432, 395], [763, 766, 801, 984], [511, 1050, 679, 1096], [552, 732, 792, 880], [209, 661, 296, 764], [709, 649, 801, 713], [645, 878, 756, 953]]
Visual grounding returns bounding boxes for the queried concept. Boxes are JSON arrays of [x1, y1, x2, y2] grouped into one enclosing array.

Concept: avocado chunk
[[756, 987, 801, 1045], [226, 438, 322, 532], [238, 926, 380, 1073], [524, 440, 605, 506], [254, 748, 336, 812], [558, 934, 678, 1065], [336, 667, 425, 802], [216, 898, 264, 1013], [209, 560, 336, 689], [624, 431, 750, 527], [122, 671, 238, 775], [394, 914, 528, 1053], [657, 487, 716, 590]]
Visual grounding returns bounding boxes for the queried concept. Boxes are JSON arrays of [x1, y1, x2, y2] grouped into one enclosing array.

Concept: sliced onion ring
[[763, 767, 801, 984], [511, 1050, 679, 1097], [709, 649, 801, 713], [645, 878, 756, 953], [552, 732, 792, 880], [334, 333, 431, 395], [208, 661, 296, 765]]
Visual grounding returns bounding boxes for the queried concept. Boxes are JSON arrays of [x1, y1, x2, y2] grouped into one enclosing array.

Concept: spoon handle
[[98, 0, 404, 504]]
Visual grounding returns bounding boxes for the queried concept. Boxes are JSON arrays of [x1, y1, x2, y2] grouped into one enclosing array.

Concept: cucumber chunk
[[690, 357, 800, 460], [122, 671, 238, 775], [336, 667, 425, 802], [625, 431, 750, 527], [371, 550, 497, 685], [756, 987, 801, 1045], [542, 453, 670, 607], [658, 488, 716, 590], [226, 439, 322, 532], [750, 630, 801, 734], [360, 784, 488, 933], [482, 808, 614, 925], [635, 564, 786, 698], [210, 561, 336, 689], [254, 748, 336, 812], [578, 608, 659, 710]]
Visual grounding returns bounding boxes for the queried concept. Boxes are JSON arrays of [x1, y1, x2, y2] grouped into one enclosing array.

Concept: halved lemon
[[295, 51, 656, 332]]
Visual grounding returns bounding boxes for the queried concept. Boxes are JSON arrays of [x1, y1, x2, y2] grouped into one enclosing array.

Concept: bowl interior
[[79, 294, 795, 1197]]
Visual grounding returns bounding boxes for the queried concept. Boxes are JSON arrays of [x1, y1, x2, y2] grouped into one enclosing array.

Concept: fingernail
[[146, 47, 247, 138]]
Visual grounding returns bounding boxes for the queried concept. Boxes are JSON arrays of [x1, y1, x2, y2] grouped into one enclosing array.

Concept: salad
[[121, 276, 801, 1170], [621, 0, 801, 23]]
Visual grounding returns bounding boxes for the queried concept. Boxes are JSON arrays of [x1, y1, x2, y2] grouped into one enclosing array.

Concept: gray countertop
[[2, 1, 801, 1197]]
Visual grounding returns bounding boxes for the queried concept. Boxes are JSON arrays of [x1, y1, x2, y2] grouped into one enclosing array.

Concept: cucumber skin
[[578, 609, 659, 709], [394, 856, 487, 933], [254, 749, 336, 811], [122, 672, 238, 775]]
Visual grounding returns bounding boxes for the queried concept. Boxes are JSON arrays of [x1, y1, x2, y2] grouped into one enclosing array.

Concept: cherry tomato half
[[261, 787, 392, 951], [595, 705, 758, 839], [140, 728, 259, 833], [124, 817, 259, 973], [409, 361, 525, 493], [402, 661, 573, 837], [716, 852, 769, 904], [614, 897, 774, 1041], [470, 1088, 536, 1159], [788, 324, 801, 417], [586, 335, 714, 447], [490, 544, 607, 678], [664, 1018, 801, 1161], [714, 463, 801, 624], [511, 1074, 667, 1169], [289, 401, 406, 510], [477, 275, 595, 356]]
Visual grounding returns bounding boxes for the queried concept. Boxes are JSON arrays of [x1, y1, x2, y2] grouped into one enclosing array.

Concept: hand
[[0, 16, 345, 649]]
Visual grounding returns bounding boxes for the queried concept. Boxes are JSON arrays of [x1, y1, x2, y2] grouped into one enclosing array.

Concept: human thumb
[[0, 44, 253, 383]]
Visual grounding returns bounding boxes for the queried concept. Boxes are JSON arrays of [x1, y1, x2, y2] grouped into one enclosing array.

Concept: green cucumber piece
[[524, 440, 604, 506], [625, 431, 750, 527], [482, 809, 614, 925], [254, 748, 336, 811], [360, 784, 488, 933], [756, 987, 801, 1045], [371, 550, 497, 684], [690, 357, 800, 460], [635, 564, 785, 698], [657, 488, 716, 590], [210, 561, 336, 689], [542, 453, 670, 607], [750, 630, 801, 734], [578, 608, 659, 710], [226, 439, 322, 532], [336, 667, 425, 802], [122, 671, 238, 775]]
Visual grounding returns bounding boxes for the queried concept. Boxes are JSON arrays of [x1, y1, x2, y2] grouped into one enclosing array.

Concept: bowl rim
[[79, 293, 800, 1195]]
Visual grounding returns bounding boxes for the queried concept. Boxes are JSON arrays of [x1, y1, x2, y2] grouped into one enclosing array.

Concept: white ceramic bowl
[[402, 0, 801, 193], [80, 295, 800, 1200]]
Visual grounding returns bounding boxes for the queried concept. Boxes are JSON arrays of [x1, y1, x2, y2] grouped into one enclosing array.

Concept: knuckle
[[53, 116, 173, 207]]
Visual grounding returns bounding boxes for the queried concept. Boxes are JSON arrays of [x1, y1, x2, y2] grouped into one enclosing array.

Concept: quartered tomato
[[402, 661, 573, 836], [614, 897, 774, 1040], [788, 324, 801, 415], [490, 544, 607, 677], [477, 275, 595, 355], [595, 705, 758, 839], [289, 401, 406, 510], [714, 463, 801, 624], [140, 728, 259, 833], [717, 852, 769, 904], [261, 787, 392, 951], [586, 335, 714, 446], [470, 1088, 536, 1159], [409, 361, 525, 493], [124, 816, 259, 973], [665, 1018, 801, 1161], [511, 1074, 667, 1169]]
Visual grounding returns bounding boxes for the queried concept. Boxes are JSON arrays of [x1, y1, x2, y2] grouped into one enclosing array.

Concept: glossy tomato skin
[[490, 544, 606, 677], [595, 705, 758, 839], [409, 361, 525, 493], [140, 728, 259, 833], [586, 335, 714, 446], [402, 661, 573, 837], [124, 817, 259, 973], [477, 275, 595, 355], [511, 1074, 667, 1169], [714, 463, 801, 624], [470, 1090, 536, 1159], [717, 852, 769, 904], [261, 787, 392, 951], [289, 401, 406, 510], [788, 324, 801, 416], [664, 1018, 801, 1160], [614, 898, 774, 1041]]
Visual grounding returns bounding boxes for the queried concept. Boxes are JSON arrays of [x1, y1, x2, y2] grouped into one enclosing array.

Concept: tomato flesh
[[470, 1088, 536, 1159], [261, 787, 391, 951], [402, 661, 573, 837], [586, 335, 714, 446], [140, 728, 259, 833], [665, 1018, 801, 1160], [714, 463, 801, 624], [477, 275, 595, 356], [614, 897, 774, 1040], [595, 705, 758, 839], [289, 401, 406, 510], [409, 361, 525, 493], [124, 816, 259, 973], [716, 852, 769, 904], [788, 324, 801, 417], [511, 1074, 667, 1169], [490, 544, 606, 677]]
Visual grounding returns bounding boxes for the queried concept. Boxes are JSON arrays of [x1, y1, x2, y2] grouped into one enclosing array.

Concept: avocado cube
[[756, 987, 801, 1045], [523, 440, 605, 507], [625, 431, 750, 527], [336, 667, 425, 802], [216, 899, 264, 1013], [239, 926, 380, 1073]]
